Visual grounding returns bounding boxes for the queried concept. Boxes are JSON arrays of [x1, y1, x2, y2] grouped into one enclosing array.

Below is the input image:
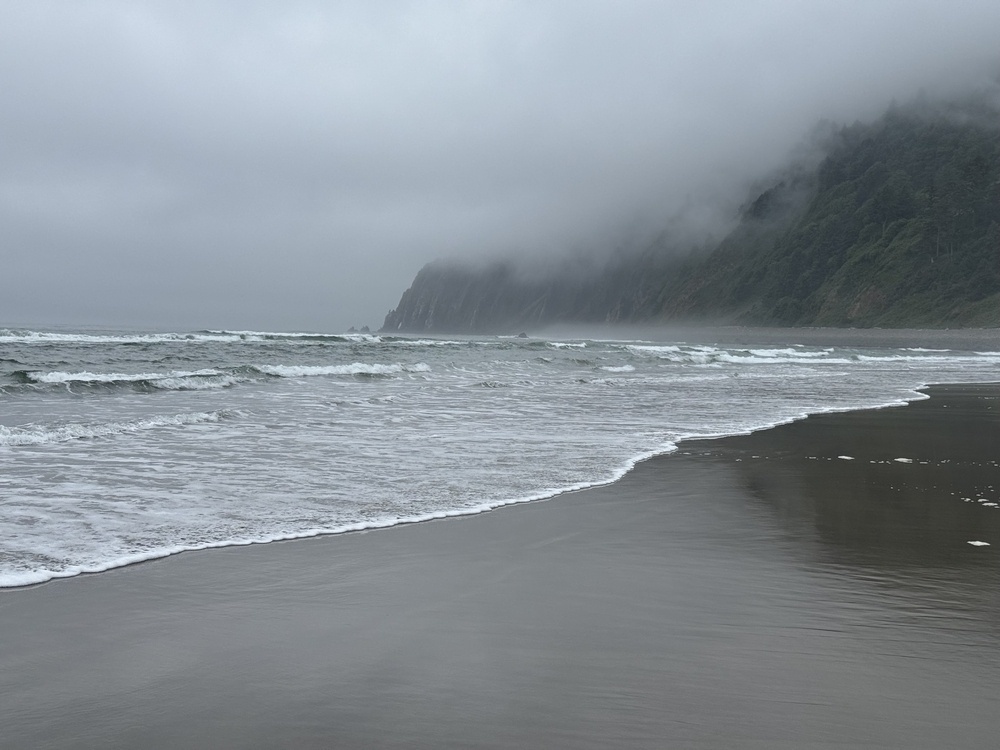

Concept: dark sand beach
[[2, 384, 999, 749]]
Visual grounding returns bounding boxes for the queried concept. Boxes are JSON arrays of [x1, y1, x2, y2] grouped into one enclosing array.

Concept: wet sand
[[2, 384, 999, 749]]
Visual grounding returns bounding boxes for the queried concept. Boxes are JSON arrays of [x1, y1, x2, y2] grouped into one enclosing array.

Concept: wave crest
[[254, 363, 431, 378], [11, 369, 247, 392], [0, 410, 238, 447]]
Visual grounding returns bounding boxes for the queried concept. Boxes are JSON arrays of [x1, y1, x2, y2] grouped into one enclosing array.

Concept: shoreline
[[2, 381, 949, 591], [2, 383, 999, 748]]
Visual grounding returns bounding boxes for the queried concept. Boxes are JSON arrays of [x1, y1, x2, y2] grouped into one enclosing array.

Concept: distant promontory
[[383, 95, 1000, 333]]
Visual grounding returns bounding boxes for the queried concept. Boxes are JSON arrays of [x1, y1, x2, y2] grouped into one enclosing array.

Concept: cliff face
[[382, 262, 560, 333], [382, 261, 630, 333], [383, 98, 1000, 333]]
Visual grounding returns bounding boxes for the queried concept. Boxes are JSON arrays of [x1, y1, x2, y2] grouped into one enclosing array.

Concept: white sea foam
[[745, 347, 834, 358], [860, 352, 1000, 364], [0, 329, 245, 344], [20, 369, 247, 391], [26, 369, 221, 384], [256, 362, 430, 377], [715, 352, 855, 365], [621, 344, 851, 366], [210, 329, 383, 343], [0, 327, 379, 345], [392, 339, 467, 347], [0, 411, 233, 447], [0, 435, 679, 589], [152, 376, 247, 390], [625, 344, 683, 354], [600, 365, 635, 372]]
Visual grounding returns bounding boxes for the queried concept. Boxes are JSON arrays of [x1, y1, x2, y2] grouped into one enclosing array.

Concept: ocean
[[2, 324, 999, 588]]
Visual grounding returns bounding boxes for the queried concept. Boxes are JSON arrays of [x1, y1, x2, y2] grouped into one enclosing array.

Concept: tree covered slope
[[383, 98, 1000, 333]]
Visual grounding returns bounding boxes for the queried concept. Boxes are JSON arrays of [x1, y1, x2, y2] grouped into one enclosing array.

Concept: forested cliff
[[383, 98, 1000, 333]]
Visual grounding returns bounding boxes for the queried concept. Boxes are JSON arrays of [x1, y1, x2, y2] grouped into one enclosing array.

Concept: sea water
[[2, 325, 998, 587]]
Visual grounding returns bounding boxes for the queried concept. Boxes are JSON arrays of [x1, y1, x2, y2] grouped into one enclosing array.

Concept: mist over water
[[3, 325, 1000, 588]]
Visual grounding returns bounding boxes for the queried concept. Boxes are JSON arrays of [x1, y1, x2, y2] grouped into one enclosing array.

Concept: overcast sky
[[2, 1, 998, 332]]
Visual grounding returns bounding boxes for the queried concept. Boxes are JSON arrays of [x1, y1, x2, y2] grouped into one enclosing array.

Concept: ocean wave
[[206, 329, 384, 344], [18, 368, 219, 384], [0, 410, 238, 447], [0, 329, 244, 344], [744, 347, 834, 358], [0, 328, 386, 345], [12, 369, 248, 392], [624, 344, 685, 354], [478, 380, 511, 388], [6, 361, 433, 394], [254, 362, 431, 378], [384, 338, 468, 347], [626, 348, 1000, 367], [715, 353, 855, 365], [622, 344, 857, 366], [858, 352, 1000, 364]]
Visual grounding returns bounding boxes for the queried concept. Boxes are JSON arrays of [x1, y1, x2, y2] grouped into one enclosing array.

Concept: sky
[[2, 1, 999, 332]]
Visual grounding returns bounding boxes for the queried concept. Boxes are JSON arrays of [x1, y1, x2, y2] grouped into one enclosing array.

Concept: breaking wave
[[7, 361, 432, 394], [253, 363, 431, 378], [11, 369, 248, 392], [0, 328, 388, 345], [0, 410, 237, 447]]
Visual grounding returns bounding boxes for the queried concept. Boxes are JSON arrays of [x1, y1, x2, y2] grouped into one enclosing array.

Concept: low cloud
[[2, 1, 998, 330]]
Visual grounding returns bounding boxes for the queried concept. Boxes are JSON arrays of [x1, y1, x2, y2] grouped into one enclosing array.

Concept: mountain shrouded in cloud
[[2, 1, 1000, 330], [383, 92, 1000, 332]]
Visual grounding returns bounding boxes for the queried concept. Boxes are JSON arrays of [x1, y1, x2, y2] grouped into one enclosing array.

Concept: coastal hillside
[[383, 96, 1000, 333]]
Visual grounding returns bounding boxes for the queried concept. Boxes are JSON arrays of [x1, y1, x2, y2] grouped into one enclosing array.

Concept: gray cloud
[[2, 0, 999, 331]]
